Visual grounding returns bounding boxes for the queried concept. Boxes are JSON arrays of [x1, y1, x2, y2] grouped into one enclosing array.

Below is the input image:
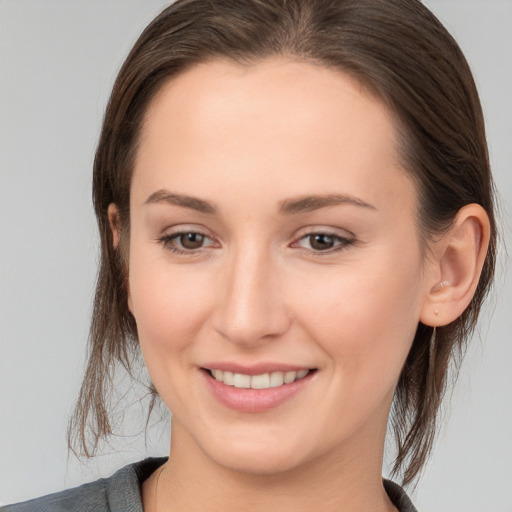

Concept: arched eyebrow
[[279, 194, 377, 214], [144, 190, 376, 215], [145, 189, 217, 214]]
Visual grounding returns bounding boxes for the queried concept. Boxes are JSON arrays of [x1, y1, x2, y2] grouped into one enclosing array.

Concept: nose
[[212, 243, 291, 347]]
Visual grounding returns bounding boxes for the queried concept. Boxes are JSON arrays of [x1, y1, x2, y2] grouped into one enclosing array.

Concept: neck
[[150, 420, 397, 512]]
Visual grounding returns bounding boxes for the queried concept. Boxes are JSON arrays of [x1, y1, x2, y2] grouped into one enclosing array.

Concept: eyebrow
[[144, 190, 376, 215], [279, 194, 377, 214], [144, 189, 217, 214]]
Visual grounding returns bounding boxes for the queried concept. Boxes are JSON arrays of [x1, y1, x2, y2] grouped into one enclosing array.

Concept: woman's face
[[124, 58, 434, 474]]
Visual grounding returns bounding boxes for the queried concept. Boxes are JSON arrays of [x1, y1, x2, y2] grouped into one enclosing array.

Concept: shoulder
[[1, 477, 110, 512], [1, 458, 167, 512]]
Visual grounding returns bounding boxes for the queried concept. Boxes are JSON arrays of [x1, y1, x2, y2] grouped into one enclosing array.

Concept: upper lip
[[201, 362, 314, 375]]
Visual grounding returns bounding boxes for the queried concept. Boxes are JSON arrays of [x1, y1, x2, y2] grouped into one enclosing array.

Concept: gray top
[[1, 458, 418, 512]]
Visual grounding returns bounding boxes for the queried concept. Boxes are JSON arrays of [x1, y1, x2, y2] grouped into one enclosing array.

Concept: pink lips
[[200, 363, 315, 413]]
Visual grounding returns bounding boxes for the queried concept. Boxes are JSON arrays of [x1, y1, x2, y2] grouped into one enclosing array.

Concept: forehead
[[133, 57, 415, 215], [140, 57, 395, 150]]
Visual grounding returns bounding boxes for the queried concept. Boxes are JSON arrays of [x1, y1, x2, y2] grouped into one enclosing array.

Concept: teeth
[[269, 371, 284, 387], [209, 369, 310, 389], [250, 373, 270, 389], [233, 373, 251, 388], [284, 371, 296, 384], [223, 371, 234, 386]]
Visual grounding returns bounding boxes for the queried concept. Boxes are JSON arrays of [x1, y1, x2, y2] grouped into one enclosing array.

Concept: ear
[[108, 203, 121, 248], [107, 203, 133, 313], [420, 204, 491, 327]]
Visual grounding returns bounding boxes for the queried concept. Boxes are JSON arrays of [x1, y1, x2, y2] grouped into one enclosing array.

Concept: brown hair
[[69, 0, 497, 486]]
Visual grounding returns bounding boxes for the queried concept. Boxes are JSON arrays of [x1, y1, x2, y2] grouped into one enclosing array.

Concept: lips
[[201, 364, 316, 413]]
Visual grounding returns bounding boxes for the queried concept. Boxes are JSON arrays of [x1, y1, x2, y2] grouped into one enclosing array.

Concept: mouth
[[203, 368, 313, 390], [200, 363, 317, 412]]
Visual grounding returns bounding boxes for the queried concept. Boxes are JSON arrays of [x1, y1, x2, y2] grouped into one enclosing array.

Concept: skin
[[109, 58, 490, 512]]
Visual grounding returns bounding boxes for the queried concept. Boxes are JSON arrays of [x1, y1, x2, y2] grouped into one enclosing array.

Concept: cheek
[[127, 248, 215, 358], [293, 252, 423, 390], [126, 249, 220, 413]]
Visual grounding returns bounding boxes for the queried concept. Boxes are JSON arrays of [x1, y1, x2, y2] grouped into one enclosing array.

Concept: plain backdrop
[[0, 1, 511, 510]]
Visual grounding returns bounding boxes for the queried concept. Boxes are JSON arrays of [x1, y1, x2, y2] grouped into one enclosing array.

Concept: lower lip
[[202, 370, 315, 413]]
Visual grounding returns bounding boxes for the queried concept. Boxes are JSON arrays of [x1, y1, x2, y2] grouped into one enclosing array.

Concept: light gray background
[[0, 1, 511, 510]]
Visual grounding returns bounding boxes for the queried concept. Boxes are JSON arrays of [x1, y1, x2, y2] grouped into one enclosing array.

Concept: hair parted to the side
[[68, 0, 497, 486]]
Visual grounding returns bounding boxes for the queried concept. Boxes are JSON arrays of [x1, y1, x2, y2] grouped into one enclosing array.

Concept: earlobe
[[420, 204, 490, 327]]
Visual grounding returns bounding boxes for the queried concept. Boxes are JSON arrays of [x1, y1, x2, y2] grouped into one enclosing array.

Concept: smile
[[202, 365, 316, 412], [208, 369, 310, 389]]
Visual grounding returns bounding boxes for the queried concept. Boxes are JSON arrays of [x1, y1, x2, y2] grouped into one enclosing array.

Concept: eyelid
[[292, 225, 355, 241], [159, 223, 216, 239]]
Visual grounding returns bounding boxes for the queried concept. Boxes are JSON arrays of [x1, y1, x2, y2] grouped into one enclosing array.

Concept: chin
[[214, 445, 307, 476], [193, 427, 320, 476]]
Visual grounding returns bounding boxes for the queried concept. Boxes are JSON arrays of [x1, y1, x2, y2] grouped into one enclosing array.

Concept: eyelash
[[157, 230, 355, 256]]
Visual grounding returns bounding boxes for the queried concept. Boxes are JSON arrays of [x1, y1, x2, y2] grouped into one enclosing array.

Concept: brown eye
[[179, 232, 205, 249], [159, 230, 217, 254], [292, 231, 354, 254], [308, 234, 336, 251]]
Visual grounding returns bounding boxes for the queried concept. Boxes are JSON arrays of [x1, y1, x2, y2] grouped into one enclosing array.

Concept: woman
[[2, 0, 498, 510]]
